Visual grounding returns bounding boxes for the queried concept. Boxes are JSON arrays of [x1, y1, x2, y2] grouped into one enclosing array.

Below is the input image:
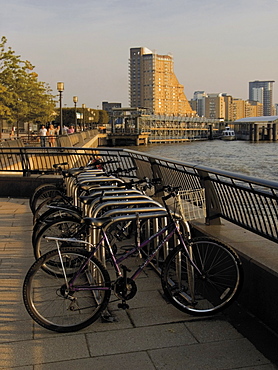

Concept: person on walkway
[[55, 126, 61, 136], [39, 125, 47, 147], [9, 127, 15, 140], [67, 125, 75, 134], [47, 124, 56, 147]]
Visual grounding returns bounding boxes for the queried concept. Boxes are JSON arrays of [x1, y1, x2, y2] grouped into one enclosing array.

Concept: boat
[[221, 126, 236, 141]]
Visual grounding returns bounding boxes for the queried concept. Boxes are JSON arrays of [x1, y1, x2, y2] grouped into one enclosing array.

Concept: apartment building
[[222, 94, 233, 121], [245, 100, 263, 118], [249, 80, 275, 116], [191, 91, 206, 117], [232, 98, 246, 120], [204, 94, 225, 119], [129, 47, 195, 116]]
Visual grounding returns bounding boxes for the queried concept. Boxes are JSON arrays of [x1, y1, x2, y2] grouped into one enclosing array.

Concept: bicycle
[[23, 186, 243, 332]]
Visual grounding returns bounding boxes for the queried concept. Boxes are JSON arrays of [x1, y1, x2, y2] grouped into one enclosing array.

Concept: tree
[[98, 110, 109, 125], [0, 36, 56, 133]]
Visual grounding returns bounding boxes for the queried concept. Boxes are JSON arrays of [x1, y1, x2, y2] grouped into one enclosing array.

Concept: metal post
[[73, 96, 78, 132], [57, 82, 64, 135], [82, 104, 86, 131]]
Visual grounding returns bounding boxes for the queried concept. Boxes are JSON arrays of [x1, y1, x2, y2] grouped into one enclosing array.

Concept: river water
[[126, 140, 278, 182]]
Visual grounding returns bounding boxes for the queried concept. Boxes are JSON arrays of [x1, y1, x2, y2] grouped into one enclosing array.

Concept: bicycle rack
[[86, 194, 155, 215], [71, 178, 126, 207], [87, 197, 167, 266], [79, 189, 145, 216], [98, 211, 169, 269], [64, 169, 105, 197]]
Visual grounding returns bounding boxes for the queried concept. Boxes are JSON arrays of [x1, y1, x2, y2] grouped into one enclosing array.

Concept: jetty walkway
[[0, 197, 277, 369]]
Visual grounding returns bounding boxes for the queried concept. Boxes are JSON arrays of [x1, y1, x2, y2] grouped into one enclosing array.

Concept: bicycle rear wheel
[[161, 237, 243, 315], [29, 184, 57, 210], [33, 195, 70, 223], [30, 186, 65, 214], [23, 247, 111, 332], [32, 207, 82, 247], [33, 217, 86, 259]]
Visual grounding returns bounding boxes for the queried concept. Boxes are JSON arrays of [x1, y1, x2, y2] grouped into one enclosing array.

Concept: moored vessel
[[221, 126, 236, 140]]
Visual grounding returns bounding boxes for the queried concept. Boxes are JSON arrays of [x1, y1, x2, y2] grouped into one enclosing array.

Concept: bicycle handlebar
[[161, 185, 181, 201], [117, 176, 161, 190]]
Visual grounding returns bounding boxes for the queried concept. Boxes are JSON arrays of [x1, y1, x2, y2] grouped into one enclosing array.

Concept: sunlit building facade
[[129, 47, 195, 116]]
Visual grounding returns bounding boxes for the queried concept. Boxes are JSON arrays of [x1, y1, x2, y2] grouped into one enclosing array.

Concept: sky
[[1, 0, 278, 109]]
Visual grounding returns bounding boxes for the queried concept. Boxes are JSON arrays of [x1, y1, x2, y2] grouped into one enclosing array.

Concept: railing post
[[148, 157, 165, 198], [20, 148, 30, 177], [196, 168, 221, 225]]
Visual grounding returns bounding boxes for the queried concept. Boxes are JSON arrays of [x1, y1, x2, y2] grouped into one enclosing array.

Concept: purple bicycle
[[23, 186, 243, 332]]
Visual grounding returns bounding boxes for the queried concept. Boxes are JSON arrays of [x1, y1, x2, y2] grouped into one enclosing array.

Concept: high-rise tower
[[249, 80, 275, 116], [129, 47, 195, 116]]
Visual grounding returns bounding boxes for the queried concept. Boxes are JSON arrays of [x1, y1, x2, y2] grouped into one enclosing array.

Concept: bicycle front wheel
[[161, 237, 243, 315], [23, 247, 111, 332]]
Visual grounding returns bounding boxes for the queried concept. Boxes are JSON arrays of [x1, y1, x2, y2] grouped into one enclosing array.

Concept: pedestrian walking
[[47, 124, 56, 147], [39, 125, 47, 147]]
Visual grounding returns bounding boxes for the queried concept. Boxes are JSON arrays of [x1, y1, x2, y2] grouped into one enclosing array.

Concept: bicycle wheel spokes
[[23, 247, 111, 332], [161, 237, 243, 315], [33, 218, 85, 259]]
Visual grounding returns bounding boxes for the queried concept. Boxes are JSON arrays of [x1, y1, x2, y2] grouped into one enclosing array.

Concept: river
[[126, 140, 278, 182]]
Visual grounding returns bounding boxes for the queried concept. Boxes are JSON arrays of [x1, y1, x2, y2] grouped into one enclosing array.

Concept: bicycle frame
[[46, 214, 202, 295]]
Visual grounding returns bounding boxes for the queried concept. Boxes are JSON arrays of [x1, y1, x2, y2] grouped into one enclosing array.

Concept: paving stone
[[0, 334, 89, 368], [127, 300, 194, 327], [86, 323, 197, 357], [184, 318, 243, 342], [33, 351, 155, 370], [0, 319, 33, 343], [33, 309, 133, 339], [148, 338, 270, 370]]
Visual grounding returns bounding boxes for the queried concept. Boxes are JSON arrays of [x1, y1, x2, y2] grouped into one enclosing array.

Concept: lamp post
[[73, 96, 78, 132], [82, 104, 86, 131], [57, 82, 64, 134]]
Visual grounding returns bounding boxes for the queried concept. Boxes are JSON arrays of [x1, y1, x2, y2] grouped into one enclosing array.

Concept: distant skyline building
[[129, 47, 195, 116], [249, 80, 275, 116], [102, 101, 121, 113], [192, 91, 206, 117], [102, 101, 122, 125], [204, 93, 225, 120]]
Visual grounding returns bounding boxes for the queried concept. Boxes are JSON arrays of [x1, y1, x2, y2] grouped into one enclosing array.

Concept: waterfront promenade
[[0, 197, 277, 369]]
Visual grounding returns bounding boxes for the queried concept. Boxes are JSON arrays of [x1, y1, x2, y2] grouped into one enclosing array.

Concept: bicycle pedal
[[101, 314, 116, 323], [118, 302, 129, 310]]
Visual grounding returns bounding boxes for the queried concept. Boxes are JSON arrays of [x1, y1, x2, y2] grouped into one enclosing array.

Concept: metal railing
[[0, 146, 277, 243]]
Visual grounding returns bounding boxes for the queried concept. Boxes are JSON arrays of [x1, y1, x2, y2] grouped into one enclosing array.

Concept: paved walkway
[[0, 197, 277, 369]]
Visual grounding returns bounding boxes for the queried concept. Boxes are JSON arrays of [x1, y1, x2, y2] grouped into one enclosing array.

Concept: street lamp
[[57, 82, 64, 134], [73, 96, 78, 132], [82, 104, 86, 131]]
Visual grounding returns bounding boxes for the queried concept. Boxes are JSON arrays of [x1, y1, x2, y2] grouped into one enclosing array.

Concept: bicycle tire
[[33, 217, 86, 260], [29, 183, 57, 210], [32, 207, 82, 247], [32, 194, 70, 223], [23, 247, 111, 332], [30, 186, 65, 214], [161, 237, 243, 315]]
